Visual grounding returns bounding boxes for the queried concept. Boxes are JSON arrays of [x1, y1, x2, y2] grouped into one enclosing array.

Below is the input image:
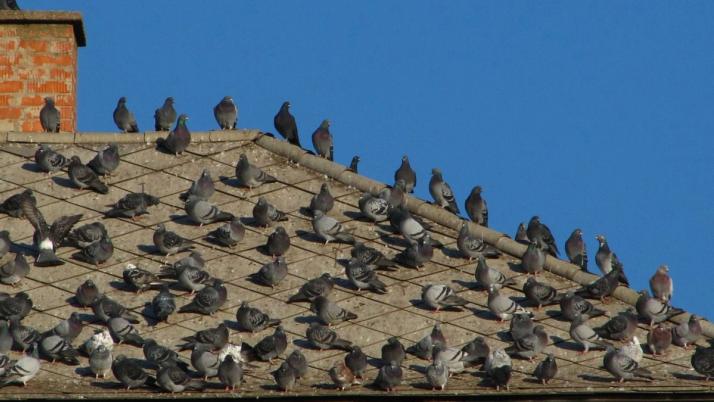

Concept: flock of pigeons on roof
[[0, 94, 711, 394]]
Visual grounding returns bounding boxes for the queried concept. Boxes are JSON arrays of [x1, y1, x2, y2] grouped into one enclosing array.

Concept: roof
[[0, 130, 711, 399], [0, 10, 86, 47]]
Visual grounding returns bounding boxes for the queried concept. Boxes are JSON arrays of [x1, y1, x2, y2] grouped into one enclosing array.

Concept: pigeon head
[[155, 223, 166, 232], [224, 354, 235, 363], [387, 337, 400, 345], [472, 185, 483, 194], [312, 210, 325, 219], [401, 155, 409, 163], [525, 276, 537, 286], [431, 168, 442, 176], [281, 101, 290, 109], [257, 196, 267, 206], [320, 272, 332, 280], [221, 96, 233, 103], [44, 97, 55, 106], [320, 183, 330, 193], [177, 114, 189, 124], [529, 216, 541, 225], [351, 155, 360, 163], [118, 97, 127, 105], [658, 264, 669, 273], [70, 155, 82, 164], [164, 97, 174, 105], [275, 226, 287, 234], [320, 119, 330, 129], [84, 279, 96, 288], [200, 169, 211, 179], [69, 312, 81, 322], [595, 234, 606, 244], [572, 228, 583, 237]]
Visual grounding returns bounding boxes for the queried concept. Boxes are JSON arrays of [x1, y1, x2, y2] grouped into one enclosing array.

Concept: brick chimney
[[0, 11, 85, 132]]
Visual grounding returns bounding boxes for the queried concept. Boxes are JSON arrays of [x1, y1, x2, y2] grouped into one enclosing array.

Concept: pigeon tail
[[332, 339, 353, 351], [35, 249, 64, 267], [90, 180, 109, 195]]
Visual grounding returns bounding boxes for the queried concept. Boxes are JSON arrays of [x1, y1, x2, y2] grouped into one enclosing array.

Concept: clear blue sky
[[29, 1, 714, 317]]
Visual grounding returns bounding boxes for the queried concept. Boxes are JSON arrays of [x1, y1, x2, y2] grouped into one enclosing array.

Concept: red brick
[[0, 81, 23, 92], [53, 94, 74, 106], [0, 40, 16, 51], [0, 65, 12, 79], [0, 95, 10, 106], [0, 54, 21, 65], [32, 54, 73, 65], [27, 81, 69, 93], [21, 120, 44, 132], [49, 68, 73, 80], [20, 95, 44, 106], [18, 39, 47, 52], [49, 41, 75, 53], [0, 107, 21, 119]]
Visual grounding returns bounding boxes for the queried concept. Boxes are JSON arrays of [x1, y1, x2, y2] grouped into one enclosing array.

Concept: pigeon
[[380, 337, 406, 366], [235, 153, 277, 188], [1, 190, 36, 219], [565, 228, 588, 272], [603, 347, 653, 382], [464, 185, 488, 226], [157, 114, 191, 155], [312, 210, 354, 244], [252, 196, 287, 227], [310, 183, 334, 215], [460, 336, 491, 363], [158, 251, 205, 279], [429, 168, 459, 214], [273, 362, 296, 392], [569, 314, 613, 354], [34, 144, 68, 173], [179, 169, 214, 201], [191, 344, 220, 379], [521, 241, 545, 275], [457, 223, 501, 260], [635, 290, 683, 326], [250, 257, 288, 288], [384, 181, 407, 209], [236, 301, 281, 333], [142, 339, 187, 369], [39, 97, 60, 132], [151, 285, 176, 323], [649, 265, 673, 303], [515, 222, 529, 244], [274, 101, 301, 147], [394, 155, 416, 193], [432, 343, 479, 374], [123, 263, 164, 293], [422, 284, 470, 311], [487, 285, 531, 321], [87, 144, 120, 177], [112, 354, 155, 390], [358, 193, 389, 222], [68, 156, 109, 194], [0, 252, 29, 286], [185, 196, 234, 226], [505, 325, 548, 361], [560, 291, 606, 321], [348, 155, 360, 173], [108, 317, 144, 346], [311, 119, 333, 161], [485, 348, 512, 391], [647, 324, 672, 355], [595, 235, 630, 287], [474, 254, 515, 289], [426, 358, 449, 391], [43, 312, 83, 343], [39, 333, 80, 365], [0, 0, 19, 10], [214, 96, 238, 130], [523, 276, 561, 309], [595, 308, 638, 341], [81, 329, 113, 356], [218, 355, 243, 391], [9, 318, 40, 353], [20, 193, 82, 266], [72, 236, 113, 266], [351, 242, 396, 270], [345, 345, 368, 379], [672, 314, 702, 349], [153, 223, 193, 257], [509, 313, 535, 342], [311, 296, 358, 325], [91, 295, 139, 324], [306, 322, 352, 351], [406, 322, 447, 360], [0, 322, 12, 354], [0, 292, 32, 322], [329, 362, 355, 391], [207, 218, 245, 247], [526, 216, 559, 257], [157, 365, 205, 393], [89, 345, 113, 379], [286, 349, 308, 379], [242, 326, 287, 362], [0, 234, 14, 259], [154, 96, 177, 131], [622, 336, 644, 363], [374, 361, 402, 392], [75, 279, 101, 308], [287, 273, 333, 303], [176, 266, 213, 294], [346, 258, 387, 293], [177, 323, 229, 351], [105, 192, 160, 219], [533, 353, 557, 384], [66, 221, 107, 248], [691, 346, 714, 380], [394, 207, 426, 242], [113, 97, 139, 132], [394, 234, 434, 269], [574, 266, 622, 302], [179, 279, 227, 315], [0, 343, 40, 387]]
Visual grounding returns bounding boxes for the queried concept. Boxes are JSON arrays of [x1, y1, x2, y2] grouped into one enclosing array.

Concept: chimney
[[0, 10, 85, 133]]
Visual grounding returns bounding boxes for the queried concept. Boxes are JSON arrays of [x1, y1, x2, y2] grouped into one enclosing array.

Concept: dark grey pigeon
[[429, 168, 459, 214], [236, 301, 281, 333], [9, 318, 40, 353], [113, 97, 139, 132], [75, 279, 101, 308], [310, 296, 358, 326], [0, 189, 35, 218], [311, 119, 333, 161], [178, 279, 227, 315], [122, 263, 164, 293], [157, 365, 205, 393], [158, 251, 205, 279], [91, 295, 139, 324], [309, 183, 334, 215], [177, 323, 229, 351], [0, 252, 29, 286], [385, 179, 408, 209], [218, 355, 242, 391], [406, 323, 447, 360], [157, 114, 191, 155], [68, 156, 109, 194], [565, 228, 588, 272], [176, 266, 212, 294], [39, 97, 60, 132], [184, 196, 234, 226], [34, 144, 68, 173], [465, 185, 488, 226], [521, 241, 545, 275], [509, 313, 535, 341], [143, 339, 187, 369], [266, 226, 290, 257], [575, 266, 622, 302], [20, 194, 82, 266], [533, 353, 557, 384], [242, 326, 287, 362], [559, 291, 606, 322], [250, 257, 288, 288], [39, 333, 80, 365], [179, 169, 214, 201], [106, 192, 160, 219], [151, 285, 176, 323], [0, 321, 12, 354], [672, 314, 702, 348], [523, 277, 561, 309], [374, 361, 402, 392], [691, 346, 714, 380], [66, 222, 107, 248], [348, 155, 360, 173], [274, 101, 300, 147], [345, 345, 368, 379], [515, 222, 529, 244], [153, 223, 193, 257], [112, 354, 155, 390], [154, 97, 177, 131], [603, 347, 653, 382], [0, 231, 10, 259], [207, 218, 245, 247], [189, 344, 219, 379], [394, 233, 434, 269], [346, 258, 387, 293], [73, 236, 113, 266], [87, 144, 120, 177], [272, 362, 296, 392], [286, 349, 308, 379], [526, 216, 559, 257], [381, 337, 406, 366], [457, 222, 501, 260], [0, 292, 32, 321], [505, 324, 548, 360], [252, 196, 287, 227], [306, 322, 352, 351], [595, 234, 629, 286], [595, 308, 638, 341], [351, 241, 396, 270], [461, 336, 491, 363], [43, 312, 83, 343], [394, 155, 416, 193], [214, 96, 238, 130], [235, 154, 277, 188], [287, 273, 333, 303]]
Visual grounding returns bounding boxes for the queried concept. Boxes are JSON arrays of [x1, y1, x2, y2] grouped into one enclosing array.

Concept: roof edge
[[0, 10, 86, 47]]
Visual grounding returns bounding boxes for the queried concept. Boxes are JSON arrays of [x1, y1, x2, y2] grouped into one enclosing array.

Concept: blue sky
[[28, 1, 714, 317]]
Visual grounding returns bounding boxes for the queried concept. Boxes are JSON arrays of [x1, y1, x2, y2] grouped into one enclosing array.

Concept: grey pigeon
[[154, 97, 176, 131], [311, 296, 358, 325], [523, 276, 561, 309], [151, 285, 176, 323], [108, 317, 144, 346], [560, 291, 606, 322], [157, 114, 191, 155], [112, 354, 155, 390], [569, 314, 612, 353], [691, 346, 714, 380], [177, 323, 229, 351], [157, 365, 205, 393], [218, 355, 243, 391], [465, 185, 488, 226], [274, 101, 301, 147], [286, 349, 308, 379], [374, 361, 402, 392], [207, 218, 245, 247], [311, 119, 333, 161], [426, 358, 449, 391], [565, 228, 588, 272], [0, 231, 9, 259], [603, 347, 653, 382], [39, 333, 79, 365], [475, 254, 515, 289], [487, 285, 531, 321], [0, 189, 35, 219], [143, 339, 187, 369], [0, 322, 12, 354], [345, 345, 368, 379], [191, 344, 220, 379], [647, 324, 672, 355], [0, 343, 40, 387], [66, 221, 107, 248], [394, 155, 416, 193], [87, 144, 120, 176], [521, 240, 545, 275], [485, 348, 512, 391], [39, 97, 60, 132], [672, 314, 702, 348], [185, 196, 234, 226], [179, 279, 227, 315], [0, 252, 29, 286], [273, 362, 296, 392], [509, 312, 535, 342], [287, 273, 333, 303], [9, 318, 40, 353], [595, 308, 638, 341], [351, 241, 396, 270], [75, 279, 101, 307], [43, 312, 83, 343], [113, 97, 139, 132], [346, 258, 387, 293], [89, 345, 112, 379], [515, 222, 529, 244], [384, 181, 407, 209], [68, 156, 109, 194], [358, 192, 389, 222], [20, 194, 82, 266], [306, 322, 352, 351], [406, 322, 447, 360], [457, 222, 501, 260], [429, 168, 459, 214], [460, 336, 491, 363], [252, 196, 287, 227], [348, 155, 360, 173], [533, 353, 557, 384], [242, 326, 287, 362], [158, 251, 205, 279], [235, 153, 277, 188], [394, 207, 426, 243], [595, 234, 629, 286], [106, 192, 160, 219], [526, 216, 559, 257], [394, 233, 434, 269], [649, 264, 672, 303], [72, 236, 113, 266], [574, 266, 622, 302], [422, 284, 469, 311], [505, 325, 548, 360], [250, 256, 288, 287], [123, 263, 164, 293], [310, 183, 334, 215], [34, 144, 68, 173], [153, 223, 193, 257], [176, 266, 212, 294], [179, 169, 214, 201], [381, 337, 406, 366], [236, 301, 281, 332], [312, 210, 354, 244], [266, 226, 291, 257], [329, 362, 355, 391], [0, 292, 32, 322], [214, 96, 238, 130], [91, 295, 139, 324]]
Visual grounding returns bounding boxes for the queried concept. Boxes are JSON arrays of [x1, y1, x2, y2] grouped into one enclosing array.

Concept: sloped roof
[[0, 130, 711, 399]]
